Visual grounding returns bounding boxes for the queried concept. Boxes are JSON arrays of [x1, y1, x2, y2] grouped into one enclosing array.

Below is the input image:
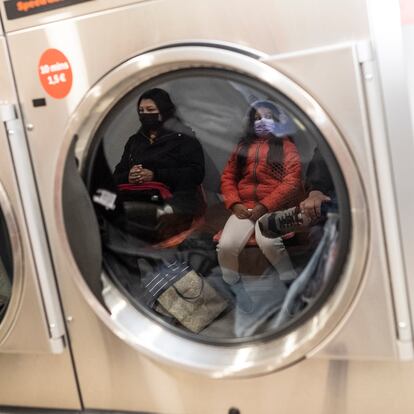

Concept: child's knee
[[256, 231, 286, 255], [217, 228, 249, 255], [217, 238, 242, 256]]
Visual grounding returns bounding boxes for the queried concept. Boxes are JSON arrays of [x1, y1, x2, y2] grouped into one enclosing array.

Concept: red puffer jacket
[[221, 137, 302, 211]]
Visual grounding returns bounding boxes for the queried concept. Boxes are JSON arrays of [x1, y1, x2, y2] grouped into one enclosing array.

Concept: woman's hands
[[128, 164, 154, 184], [231, 203, 267, 221]]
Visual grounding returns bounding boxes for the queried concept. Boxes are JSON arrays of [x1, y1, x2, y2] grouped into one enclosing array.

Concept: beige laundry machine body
[[1, 0, 414, 413]]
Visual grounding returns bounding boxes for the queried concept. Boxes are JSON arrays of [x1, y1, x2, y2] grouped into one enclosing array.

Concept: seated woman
[[113, 88, 205, 242]]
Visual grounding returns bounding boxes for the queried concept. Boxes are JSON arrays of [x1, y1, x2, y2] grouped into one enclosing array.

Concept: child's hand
[[232, 203, 251, 219], [249, 204, 268, 221]]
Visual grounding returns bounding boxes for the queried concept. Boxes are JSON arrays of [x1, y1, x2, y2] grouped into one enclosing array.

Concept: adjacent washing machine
[[0, 19, 80, 409], [2, 0, 414, 413]]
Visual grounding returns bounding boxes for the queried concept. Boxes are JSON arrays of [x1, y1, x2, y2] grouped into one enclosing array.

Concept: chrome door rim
[[55, 45, 369, 377]]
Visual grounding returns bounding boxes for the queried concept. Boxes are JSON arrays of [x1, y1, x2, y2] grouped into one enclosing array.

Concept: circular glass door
[[60, 46, 367, 376], [0, 208, 12, 323], [0, 184, 18, 330]]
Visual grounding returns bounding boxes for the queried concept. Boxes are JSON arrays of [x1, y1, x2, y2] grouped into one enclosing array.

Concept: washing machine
[[2, 0, 414, 413], [0, 17, 80, 409]]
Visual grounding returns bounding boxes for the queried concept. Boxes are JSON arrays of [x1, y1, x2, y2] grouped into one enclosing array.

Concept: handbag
[[141, 260, 228, 333], [116, 181, 174, 241], [117, 182, 172, 204]]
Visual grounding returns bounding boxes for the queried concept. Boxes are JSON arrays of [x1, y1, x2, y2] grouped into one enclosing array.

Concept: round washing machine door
[[0, 181, 22, 340], [58, 45, 368, 377]]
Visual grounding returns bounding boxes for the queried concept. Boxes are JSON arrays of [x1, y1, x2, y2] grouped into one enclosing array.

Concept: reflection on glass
[[217, 100, 302, 314], [89, 70, 346, 342], [112, 88, 205, 243], [0, 209, 12, 323]]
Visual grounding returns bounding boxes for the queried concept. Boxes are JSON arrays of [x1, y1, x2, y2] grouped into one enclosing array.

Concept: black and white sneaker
[[258, 206, 312, 238]]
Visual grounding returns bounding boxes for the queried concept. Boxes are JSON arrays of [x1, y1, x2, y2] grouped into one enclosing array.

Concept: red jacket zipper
[[252, 141, 262, 202]]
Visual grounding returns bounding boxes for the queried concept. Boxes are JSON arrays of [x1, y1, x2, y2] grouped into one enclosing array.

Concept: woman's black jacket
[[113, 127, 205, 214]]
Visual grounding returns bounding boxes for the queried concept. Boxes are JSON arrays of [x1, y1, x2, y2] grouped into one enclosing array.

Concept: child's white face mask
[[254, 117, 276, 136]]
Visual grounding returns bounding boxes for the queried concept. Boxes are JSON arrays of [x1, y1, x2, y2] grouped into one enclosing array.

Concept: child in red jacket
[[218, 100, 302, 311]]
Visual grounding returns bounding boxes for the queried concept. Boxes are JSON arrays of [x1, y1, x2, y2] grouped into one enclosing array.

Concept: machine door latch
[[0, 103, 18, 124], [356, 40, 374, 63]]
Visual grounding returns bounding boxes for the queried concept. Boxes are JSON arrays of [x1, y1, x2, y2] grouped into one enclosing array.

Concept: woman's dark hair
[[236, 101, 286, 181], [137, 88, 176, 121]]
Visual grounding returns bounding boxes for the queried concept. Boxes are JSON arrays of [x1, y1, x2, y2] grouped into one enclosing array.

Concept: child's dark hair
[[236, 101, 286, 181]]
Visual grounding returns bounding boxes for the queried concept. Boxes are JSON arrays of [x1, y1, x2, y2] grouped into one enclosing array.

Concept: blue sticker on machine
[[4, 0, 93, 20]]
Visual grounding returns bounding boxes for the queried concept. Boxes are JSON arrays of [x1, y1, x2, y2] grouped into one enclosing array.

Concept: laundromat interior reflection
[[81, 70, 350, 342]]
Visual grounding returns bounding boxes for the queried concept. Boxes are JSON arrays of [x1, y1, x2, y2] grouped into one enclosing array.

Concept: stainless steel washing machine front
[[3, 0, 414, 412], [0, 29, 81, 409]]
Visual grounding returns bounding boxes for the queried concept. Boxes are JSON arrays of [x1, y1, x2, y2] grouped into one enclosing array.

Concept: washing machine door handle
[[1, 103, 65, 352]]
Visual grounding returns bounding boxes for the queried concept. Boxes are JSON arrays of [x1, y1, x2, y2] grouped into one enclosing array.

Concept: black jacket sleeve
[[153, 136, 205, 190], [305, 147, 334, 196], [113, 136, 134, 185]]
